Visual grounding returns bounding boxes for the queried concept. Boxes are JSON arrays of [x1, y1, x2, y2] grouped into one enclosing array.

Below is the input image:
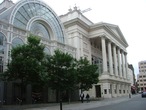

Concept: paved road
[[87, 94, 146, 110], [0, 94, 140, 110], [24, 95, 136, 110]]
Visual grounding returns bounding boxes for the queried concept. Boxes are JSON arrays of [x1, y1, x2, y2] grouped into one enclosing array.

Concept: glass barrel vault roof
[[13, 2, 64, 43]]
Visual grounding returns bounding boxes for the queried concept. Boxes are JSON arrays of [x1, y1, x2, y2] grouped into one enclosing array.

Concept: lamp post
[[60, 93, 62, 110]]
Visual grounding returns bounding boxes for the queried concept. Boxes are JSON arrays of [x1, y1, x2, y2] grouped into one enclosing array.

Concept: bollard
[[129, 94, 131, 98]]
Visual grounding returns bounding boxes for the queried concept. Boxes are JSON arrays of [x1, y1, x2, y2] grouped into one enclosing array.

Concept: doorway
[[95, 85, 101, 97]]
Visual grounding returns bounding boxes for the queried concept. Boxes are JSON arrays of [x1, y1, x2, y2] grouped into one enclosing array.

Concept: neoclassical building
[[60, 6, 131, 98], [0, 0, 131, 104]]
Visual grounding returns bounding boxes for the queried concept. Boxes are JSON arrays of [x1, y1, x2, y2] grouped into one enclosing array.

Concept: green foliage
[[76, 57, 99, 91], [45, 50, 99, 92], [45, 49, 77, 91], [3, 35, 99, 94], [4, 35, 45, 88]]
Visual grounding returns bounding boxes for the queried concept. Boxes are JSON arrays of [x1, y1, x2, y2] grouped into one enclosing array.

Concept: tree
[[76, 57, 99, 91], [45, 49, 77, 96], [45, 50, 99, 104], [45, 49, 77, 110], [3, 35, 45, 100], [1, 35, 99, 105]]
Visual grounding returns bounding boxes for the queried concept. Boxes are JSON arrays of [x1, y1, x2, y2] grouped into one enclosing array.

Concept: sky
[[1, 0, 146, 77]]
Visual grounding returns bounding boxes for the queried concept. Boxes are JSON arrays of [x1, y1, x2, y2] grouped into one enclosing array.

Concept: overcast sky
[[2, 0, 146, 77]]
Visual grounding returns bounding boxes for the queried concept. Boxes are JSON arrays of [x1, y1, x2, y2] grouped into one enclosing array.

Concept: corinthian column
[[101, 37, 107, 73], [113, 45, 118, 76], [118, 48, 122, 78], [125, 53, 128, 79], [108, 41, 113, 75], [121, 51, 125, 78]]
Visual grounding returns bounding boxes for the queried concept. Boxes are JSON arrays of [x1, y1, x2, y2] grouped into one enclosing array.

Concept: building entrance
[[95, 85, 101, 97]]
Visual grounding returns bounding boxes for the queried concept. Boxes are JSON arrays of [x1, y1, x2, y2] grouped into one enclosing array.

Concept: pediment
[[103, 23, 128, 47]]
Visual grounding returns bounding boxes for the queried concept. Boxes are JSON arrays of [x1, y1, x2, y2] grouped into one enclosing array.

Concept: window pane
[[0, 33, 5, 54], [13, 2, 64, 43], [30, 21, 50, 39], [12, 38, 24, 48]]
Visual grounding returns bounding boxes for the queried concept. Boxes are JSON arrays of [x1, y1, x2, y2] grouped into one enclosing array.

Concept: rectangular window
[[119, 90, 121, 94], [115, 89, 117, 94], [104, 89, 107, 94], [123, 90, 125, 94]]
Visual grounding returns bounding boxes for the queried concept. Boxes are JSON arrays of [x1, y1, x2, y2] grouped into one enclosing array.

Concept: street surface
[[0, 94, 145, 110], [87, 94, 146, 110]]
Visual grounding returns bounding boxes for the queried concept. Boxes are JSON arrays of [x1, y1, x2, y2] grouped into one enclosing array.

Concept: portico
[[89, 25, 130, 98], [99, 36, 128, 79]]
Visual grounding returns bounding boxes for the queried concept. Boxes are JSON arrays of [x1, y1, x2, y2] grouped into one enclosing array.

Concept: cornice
[[65, 28, 89, 38], [60, 10, 93, 25], [63, 18, 90, 32]]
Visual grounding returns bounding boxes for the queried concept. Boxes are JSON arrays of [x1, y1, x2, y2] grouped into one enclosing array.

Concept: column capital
[[106, 38, 112, 42], [119, 49, 127, 55], [117, 47, 121, 51], [100, 35, 106, 39], [107, 40, 112, 44], [121, 51, 124, 54], [124, 52, 128, 55], [112, 44, 119, 51]]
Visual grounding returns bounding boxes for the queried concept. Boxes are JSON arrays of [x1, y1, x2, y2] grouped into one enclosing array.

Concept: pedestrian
[[80, 92, 84, 103], [86, 93, 90, 102]]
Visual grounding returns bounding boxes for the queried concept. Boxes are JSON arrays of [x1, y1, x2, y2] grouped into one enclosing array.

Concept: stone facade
[[60, 6, 131, 99], [0, 0, 131, 104]]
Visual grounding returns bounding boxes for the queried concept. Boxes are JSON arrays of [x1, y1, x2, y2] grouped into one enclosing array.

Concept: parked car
[[141, 92, 146, 98]]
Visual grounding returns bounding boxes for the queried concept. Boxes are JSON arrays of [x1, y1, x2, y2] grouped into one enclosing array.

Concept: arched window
[[13, 2, 64, 43], [30, 21, 50, 39], [0, 33, 6, 54], [0, 32, 6, 73], [12, 38, 24, 48]]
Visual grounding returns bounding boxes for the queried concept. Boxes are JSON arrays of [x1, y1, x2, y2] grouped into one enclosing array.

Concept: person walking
[[80, 92, 84, 103], [86, 93, 90, 103]]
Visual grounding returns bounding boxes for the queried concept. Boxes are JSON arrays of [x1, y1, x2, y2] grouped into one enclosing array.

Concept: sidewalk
[[1, 94, 139, 110]]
